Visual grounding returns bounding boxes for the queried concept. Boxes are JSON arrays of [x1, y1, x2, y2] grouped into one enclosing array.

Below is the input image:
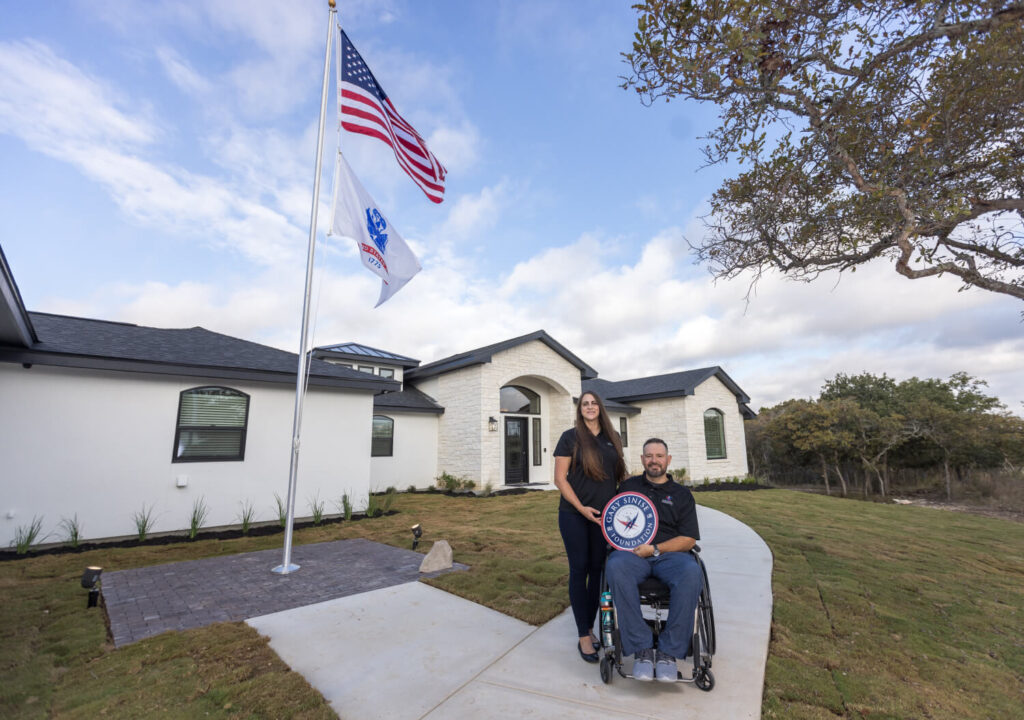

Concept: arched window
[[703, 408, 726, 460], [173, 387, 249, 462], [372, 415, 394, 457], [500, 385, 540, 414]]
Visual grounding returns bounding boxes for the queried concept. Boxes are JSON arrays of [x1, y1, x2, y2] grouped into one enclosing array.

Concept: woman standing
[[553, 391, 626, 663]]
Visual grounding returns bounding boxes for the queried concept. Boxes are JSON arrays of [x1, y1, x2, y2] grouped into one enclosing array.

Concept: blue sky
[[1, 0, 1021, 413]]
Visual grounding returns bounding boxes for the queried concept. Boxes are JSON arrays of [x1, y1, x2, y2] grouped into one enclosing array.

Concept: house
[[1, 244, 755, 548], [0, 246, 391, 548], [314, 330, 756, 492]]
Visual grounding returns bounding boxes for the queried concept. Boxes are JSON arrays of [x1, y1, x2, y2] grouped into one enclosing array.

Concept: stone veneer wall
[[621, 397, 688, 476], [624, 375, 749, 482], [683, 375, 749, 481], [479, 340, 581, 487], [413, 340, 582, 486]]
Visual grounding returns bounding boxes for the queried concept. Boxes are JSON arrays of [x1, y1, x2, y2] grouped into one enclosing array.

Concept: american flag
[[338, 29, 447, 204]]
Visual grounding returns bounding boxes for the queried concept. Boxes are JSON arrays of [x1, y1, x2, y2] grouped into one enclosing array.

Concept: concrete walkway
[[247, 505, 773, 719]]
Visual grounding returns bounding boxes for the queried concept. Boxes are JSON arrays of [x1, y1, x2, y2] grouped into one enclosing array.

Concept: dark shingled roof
[[373, 386, 444, 414], [406, 329, 597, 381], [312, 342, 420, 368], [1, 312, 396, 392], [0, 244, 37, 347], [584, 367, 756, 419]]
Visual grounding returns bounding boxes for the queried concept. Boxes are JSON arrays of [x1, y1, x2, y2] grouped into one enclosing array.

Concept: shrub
[[12, 515, 46, 554], [273, 493, 287, 528], [668, 467, 688, 481], [59, 514, 82, 548], [237, 500, 256, 535], [188, 497, 209, 540], [307, 492, 325, 525], [381, 489, 397, 514], [132, 504, 156, 541], [365, 492, 381, 518]]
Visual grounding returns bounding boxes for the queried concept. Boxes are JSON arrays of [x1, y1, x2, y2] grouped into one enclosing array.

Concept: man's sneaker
[[632, 648, 655, 681], [655, 650, 677, 683]]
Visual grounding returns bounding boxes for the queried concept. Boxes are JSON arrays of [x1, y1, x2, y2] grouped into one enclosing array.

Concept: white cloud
[[156, 46, 213, 96]]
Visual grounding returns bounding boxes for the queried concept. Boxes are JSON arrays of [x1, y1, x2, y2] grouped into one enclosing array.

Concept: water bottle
[[600, 591, 614, 648]]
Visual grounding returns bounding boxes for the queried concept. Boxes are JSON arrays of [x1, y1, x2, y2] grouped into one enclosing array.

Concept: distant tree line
[[746, 372, 1024, 500]]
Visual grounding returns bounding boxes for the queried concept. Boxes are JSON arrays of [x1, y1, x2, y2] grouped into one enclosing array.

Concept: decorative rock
[[419, 540, 453, 573]]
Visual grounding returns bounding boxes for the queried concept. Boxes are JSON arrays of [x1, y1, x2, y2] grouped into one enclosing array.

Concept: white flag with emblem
[[330, 152, 422, 306]]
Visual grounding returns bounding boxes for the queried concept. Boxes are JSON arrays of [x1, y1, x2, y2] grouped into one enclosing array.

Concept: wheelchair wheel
[[697, 554, 716, 656], [599, 654, 614, 684], [695, 667, 714, 691]]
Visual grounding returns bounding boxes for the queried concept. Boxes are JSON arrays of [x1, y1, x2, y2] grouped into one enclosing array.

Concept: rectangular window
[[619, 417, 628, 448], [174, 387, 249, 462], [378, 367, 395, 379], [372, 415, 394, 457], [704, 410, 727, 460], [358, 365, 374, 374], [532, 418, 542, 466]]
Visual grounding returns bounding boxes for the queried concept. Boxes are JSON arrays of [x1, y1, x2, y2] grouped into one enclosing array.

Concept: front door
[[504, 417, 529, 485]]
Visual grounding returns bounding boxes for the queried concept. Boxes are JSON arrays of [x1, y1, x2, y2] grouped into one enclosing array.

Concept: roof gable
[[406, 329, 597, 381], [584, 366, 751, 406]]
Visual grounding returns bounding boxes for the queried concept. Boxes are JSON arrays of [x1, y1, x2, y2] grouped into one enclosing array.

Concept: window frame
[[499, 385, 541, 415], [619, 416, 628, 448], [371, 415, 394, 457], [532, 417, 542, 466], [358, 365, 375, 374], [703, 408, 727, 460], [378, 367, 395, 379], [172, 386, 250, 463]]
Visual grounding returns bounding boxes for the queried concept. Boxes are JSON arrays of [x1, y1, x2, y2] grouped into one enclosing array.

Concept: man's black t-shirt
[[618, 473, 700, 544], [554, 428, 620, 513]]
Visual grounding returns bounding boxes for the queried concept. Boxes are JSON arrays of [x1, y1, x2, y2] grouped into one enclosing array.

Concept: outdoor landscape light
[[411, 523, 422, 550], [80, 566, 102, 608], [488, 416, 498, 432]]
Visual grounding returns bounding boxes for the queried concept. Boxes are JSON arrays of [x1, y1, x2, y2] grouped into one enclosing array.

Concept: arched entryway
[[500, 385, 539, 484]]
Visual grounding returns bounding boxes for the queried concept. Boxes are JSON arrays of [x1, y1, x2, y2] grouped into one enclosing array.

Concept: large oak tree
[[624, 1, 1024, 299]]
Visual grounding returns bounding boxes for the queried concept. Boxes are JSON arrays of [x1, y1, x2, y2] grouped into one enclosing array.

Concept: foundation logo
[[601, 492, 659, 551]]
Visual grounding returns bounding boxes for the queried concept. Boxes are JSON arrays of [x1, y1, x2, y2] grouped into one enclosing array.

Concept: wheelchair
[[597, 546, 715, 689]]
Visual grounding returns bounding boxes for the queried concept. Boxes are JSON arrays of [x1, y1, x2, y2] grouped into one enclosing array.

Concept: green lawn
[[1, 489, 1021, 718]]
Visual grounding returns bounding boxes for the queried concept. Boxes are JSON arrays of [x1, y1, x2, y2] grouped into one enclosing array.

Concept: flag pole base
[[272, 563, 301, 575]]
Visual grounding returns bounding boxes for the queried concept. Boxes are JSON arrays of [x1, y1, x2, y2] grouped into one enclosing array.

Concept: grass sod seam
[[1, 489, 1022, 718]]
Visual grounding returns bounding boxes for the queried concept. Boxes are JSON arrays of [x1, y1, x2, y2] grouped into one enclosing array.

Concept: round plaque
[[601, 491, 659, 551]]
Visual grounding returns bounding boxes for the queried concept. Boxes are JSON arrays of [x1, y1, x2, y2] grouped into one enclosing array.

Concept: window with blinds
[[619, 416, 629, 448], [372, 415, 394, 457], [173, 387, 250, 462], [703, 408, 726, 460]]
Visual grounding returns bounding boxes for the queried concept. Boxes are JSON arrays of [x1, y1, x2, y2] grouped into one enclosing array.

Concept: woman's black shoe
[[578, 641, 599, 663]]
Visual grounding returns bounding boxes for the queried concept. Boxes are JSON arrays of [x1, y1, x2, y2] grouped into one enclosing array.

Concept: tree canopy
[[624, 1, 1024, 300], [748, 370, 1024, 499]]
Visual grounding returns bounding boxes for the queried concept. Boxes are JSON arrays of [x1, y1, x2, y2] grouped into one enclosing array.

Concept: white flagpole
[[273, 0, 337, 575]]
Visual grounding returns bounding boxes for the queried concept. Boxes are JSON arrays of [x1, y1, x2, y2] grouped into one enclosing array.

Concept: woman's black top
[[553, 427, 621, 513]]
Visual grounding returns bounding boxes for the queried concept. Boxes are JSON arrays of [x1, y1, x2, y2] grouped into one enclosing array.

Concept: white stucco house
[[1, 245, 754, 547], [313, 331, 755, 495]]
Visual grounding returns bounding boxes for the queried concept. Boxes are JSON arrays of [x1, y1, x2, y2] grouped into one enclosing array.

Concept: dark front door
[[504, 417, 529, 485]]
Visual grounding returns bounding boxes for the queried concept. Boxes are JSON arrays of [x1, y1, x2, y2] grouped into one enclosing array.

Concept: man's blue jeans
[[605, 549, 702, 660]]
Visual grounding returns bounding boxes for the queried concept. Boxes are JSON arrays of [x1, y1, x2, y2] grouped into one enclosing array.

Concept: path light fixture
[[411, 523, 422, 550], [488, 416, 498, 432], [81, 566, 102, 608]]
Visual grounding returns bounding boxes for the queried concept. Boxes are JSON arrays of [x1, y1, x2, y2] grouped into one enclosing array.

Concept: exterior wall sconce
[[488, 416, 498, 432], [81, 566, 102, 608]]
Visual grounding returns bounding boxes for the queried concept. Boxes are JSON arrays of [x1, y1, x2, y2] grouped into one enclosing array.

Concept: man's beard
[[645, 463, 666, 479]]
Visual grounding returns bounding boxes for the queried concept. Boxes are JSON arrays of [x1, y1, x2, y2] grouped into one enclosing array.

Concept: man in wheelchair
[[605, 437, 702, 682]]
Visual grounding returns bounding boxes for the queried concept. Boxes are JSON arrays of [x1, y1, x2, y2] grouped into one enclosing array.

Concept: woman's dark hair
[[572, 391, 625, 482]]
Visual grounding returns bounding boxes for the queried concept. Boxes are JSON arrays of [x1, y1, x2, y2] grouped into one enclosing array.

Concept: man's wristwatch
[[651, 543, 661, 557]]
